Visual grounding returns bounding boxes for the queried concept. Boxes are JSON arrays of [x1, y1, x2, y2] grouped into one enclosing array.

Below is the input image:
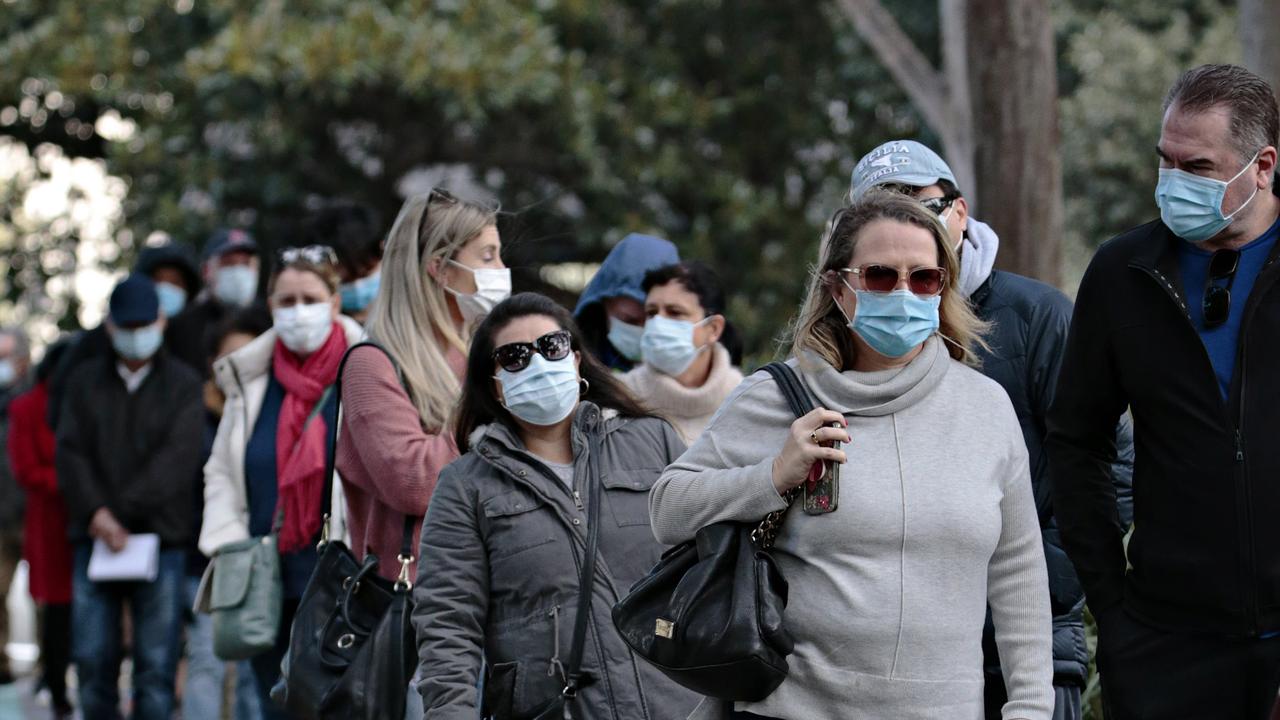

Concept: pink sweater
[[336, 343, 464, 581]]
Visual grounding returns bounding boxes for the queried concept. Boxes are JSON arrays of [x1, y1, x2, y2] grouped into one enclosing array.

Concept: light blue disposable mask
[[339, 270, 381, 313], [155, 282, 188, 318], [1155, 151, 1260, 243], [0, 360, 15, 387], [843, 284, 940, 359], [112, 323, 164, 362], [641, 314, 711, 376], [606, 316, 644, 362], [496, 353, 580, 427], [213, 265, 258, 308]]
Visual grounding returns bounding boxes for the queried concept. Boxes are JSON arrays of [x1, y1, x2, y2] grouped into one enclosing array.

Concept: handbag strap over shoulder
[[559, 418, 606, 702], [320, 340, 418, 591], [751, 361, 818, 549]]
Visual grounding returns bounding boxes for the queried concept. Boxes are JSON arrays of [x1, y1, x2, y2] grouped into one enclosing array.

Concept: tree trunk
[[837, 0, 976, 203], [965, 0, 1062, 285], [1240, 0, 1280, 93]]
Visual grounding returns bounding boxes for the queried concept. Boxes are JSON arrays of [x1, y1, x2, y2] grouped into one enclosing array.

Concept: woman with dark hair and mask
[[623, 261, 744, 444], [201, 246, 363, 718], [411, 292, 700, 720]]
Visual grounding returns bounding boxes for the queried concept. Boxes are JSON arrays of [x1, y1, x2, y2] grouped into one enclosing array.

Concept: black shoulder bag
[[611, 361, 814, 702], [522, 424, 605, 719], [271, 341, 418, 720]]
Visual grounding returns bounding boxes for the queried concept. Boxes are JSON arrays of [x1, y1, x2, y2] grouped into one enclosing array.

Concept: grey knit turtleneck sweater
[[650, 337, 1053, 720]]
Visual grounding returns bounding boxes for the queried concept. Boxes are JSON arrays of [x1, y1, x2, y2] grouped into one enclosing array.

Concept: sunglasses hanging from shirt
[[1203, 248, 1240, 329]]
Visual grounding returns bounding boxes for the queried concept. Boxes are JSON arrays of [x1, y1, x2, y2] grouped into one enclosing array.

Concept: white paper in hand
[[87, 533, 160, 582]]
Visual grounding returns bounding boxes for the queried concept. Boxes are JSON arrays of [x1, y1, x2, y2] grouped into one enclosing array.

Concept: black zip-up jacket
[[55, 351, 203, 546], [1048, 185, 1280, 636], [973, 270, 1134, 690]]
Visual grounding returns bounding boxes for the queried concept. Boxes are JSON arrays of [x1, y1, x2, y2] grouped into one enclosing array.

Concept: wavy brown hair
[[453, 292, 650, 452], [787, 189, 988, 370]]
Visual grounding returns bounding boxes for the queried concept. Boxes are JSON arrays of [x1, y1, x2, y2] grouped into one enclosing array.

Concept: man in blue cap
[[56, 274, 203, 720], [168, 228, 261, 378], [851, 140, 1135, 720]]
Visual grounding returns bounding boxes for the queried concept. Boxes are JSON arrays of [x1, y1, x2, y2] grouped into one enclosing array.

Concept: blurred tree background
[[0, 0, 1246, 368]]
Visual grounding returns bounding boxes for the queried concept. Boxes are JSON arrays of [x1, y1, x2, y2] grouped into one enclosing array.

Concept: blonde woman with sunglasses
[[650, 191, 1054, 720]]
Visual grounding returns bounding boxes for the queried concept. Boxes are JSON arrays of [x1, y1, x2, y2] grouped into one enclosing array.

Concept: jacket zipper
[[1230, 251, 1280, 635], [1136, 265, 1261, 632], [547, 605, 565, 681], [1139, 249, 1280, 635]]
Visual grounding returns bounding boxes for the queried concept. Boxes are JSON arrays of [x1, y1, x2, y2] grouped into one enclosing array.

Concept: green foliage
[[1056, 0, 1238, 292], [1, 0, 921, 362]]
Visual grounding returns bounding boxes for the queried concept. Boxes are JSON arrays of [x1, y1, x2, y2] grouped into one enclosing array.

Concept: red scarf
[[272, 323, 347, 552]]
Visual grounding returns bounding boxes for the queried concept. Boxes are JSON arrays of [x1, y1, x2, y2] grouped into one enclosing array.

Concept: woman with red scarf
[[200, 246, 360, 719]]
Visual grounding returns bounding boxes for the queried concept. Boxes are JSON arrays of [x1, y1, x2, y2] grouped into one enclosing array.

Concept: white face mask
[[446, 260, 512, 323], [273, 303, 334, 354], [214, 265, 258, 308], [0, 359, 16, 387], [641, 315, 711, 376]]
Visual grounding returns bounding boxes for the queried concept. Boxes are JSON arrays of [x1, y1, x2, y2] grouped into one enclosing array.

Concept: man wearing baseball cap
[[851, 140, 1135, 720], [168, 227, 261, 377], [55, 274, 203, 720]]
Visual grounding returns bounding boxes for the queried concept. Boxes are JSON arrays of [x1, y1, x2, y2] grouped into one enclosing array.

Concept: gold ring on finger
[[809, 430, 819, 444]]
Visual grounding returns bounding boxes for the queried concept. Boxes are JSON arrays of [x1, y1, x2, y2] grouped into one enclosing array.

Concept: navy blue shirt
[[1179, 214, 1280, 400], [244, 372, 338, 598]]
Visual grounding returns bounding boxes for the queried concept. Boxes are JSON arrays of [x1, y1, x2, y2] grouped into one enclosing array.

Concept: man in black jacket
[[57, 274, 203, 720], [1048, 64, 1280, 719], [852, 140, 1135, 720], [167, 227, 260, 378]]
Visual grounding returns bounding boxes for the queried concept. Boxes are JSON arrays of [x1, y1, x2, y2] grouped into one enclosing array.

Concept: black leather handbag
[[270, 342, 418, 720], [611, 361, 813, 702]]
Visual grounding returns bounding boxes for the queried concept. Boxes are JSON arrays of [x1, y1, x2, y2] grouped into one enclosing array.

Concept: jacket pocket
[[602, 469, 662, 527], [482, 491, 557, 562], [483, 661, 518, 719]]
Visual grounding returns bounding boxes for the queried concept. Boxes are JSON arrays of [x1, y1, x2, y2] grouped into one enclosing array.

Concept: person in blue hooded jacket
[[573, 233, 679, 371]]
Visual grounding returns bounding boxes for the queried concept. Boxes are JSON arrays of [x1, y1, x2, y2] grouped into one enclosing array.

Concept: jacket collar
[[213, 314, 365, 396], [1129, 177, 1280, 274], [471, 402, 620, 460]]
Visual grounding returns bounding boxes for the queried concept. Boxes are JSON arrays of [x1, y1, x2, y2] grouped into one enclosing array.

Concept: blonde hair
[[787, 189, 988, 370], [363, 192, 498, 430]]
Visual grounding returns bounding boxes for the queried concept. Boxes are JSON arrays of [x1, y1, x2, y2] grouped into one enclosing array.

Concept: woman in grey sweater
[[649, 191, 1053, 720]]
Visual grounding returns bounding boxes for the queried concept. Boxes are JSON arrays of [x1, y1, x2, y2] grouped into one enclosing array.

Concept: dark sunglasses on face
[[277, 244, 338, 266], [918, 195, 958, 216], [493, 330, 573, 373], [840, 264, 947, 297], [1203, 248, 1240, 329]]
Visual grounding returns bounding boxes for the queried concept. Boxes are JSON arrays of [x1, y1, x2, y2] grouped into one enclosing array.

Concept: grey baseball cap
[[849, 140, 958, 200]]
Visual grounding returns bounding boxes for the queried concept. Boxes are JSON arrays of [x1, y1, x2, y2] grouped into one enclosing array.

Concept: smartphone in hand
[[803, 421, 843, 515]]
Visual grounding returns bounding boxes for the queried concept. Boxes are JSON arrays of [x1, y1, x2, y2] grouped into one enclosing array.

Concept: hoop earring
[[579, 378, 590, 397]]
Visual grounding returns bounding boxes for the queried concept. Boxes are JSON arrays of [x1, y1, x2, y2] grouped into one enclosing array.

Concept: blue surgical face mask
[[641, 315, 710, 376], [112, 323, 165, 362], [0, 359, 15, 387], [1155, 151, 1260, 243], [607, 316, 644, 362], [155, 281, 187, 318], [339, 270, 381, 314], [213, 265, 258, 308], [841, 283, 940, 359], [496, 353, 580, 427]]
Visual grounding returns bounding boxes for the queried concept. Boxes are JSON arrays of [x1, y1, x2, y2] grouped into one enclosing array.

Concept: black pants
[[1097, 608, 1280, 720], [40, 602, 72, 705], [251, 598, 299, 720]]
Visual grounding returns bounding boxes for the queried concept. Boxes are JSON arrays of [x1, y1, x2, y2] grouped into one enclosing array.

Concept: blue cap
[[203, 228, 258, 261], [849, 140, 958, 200], [108, 274, 159, 327]]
